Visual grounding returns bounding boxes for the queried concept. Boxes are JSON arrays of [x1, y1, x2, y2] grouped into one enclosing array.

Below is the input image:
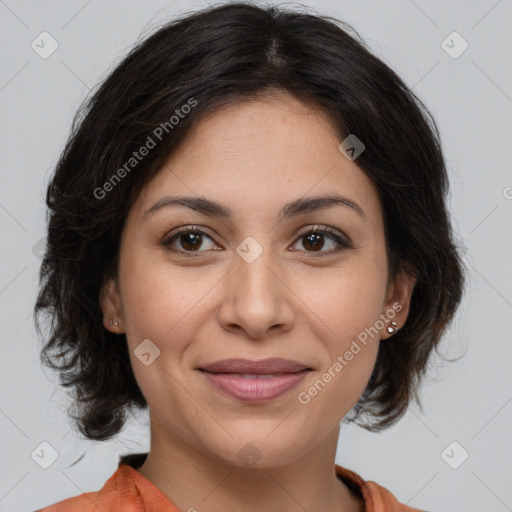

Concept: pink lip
[[199, 370, 310, 403]]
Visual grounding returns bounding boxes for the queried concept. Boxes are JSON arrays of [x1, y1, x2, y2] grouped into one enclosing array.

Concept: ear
[[379, 269, 417, 340], [99, 275, 124, 334]]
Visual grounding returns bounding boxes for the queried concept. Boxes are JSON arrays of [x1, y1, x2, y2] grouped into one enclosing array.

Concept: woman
[[34, 3, 465, 511]]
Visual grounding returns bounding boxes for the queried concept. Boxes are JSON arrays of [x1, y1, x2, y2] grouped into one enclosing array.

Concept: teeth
[[239, 374, 280, 379], [204, 371, 299, 378]]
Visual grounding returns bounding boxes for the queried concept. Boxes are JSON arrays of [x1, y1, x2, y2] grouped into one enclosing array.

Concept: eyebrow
[[144, 194, 367, 222]]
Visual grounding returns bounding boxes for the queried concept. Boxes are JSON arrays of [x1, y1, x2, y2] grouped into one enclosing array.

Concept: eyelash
[[161, 224, 352, 257]]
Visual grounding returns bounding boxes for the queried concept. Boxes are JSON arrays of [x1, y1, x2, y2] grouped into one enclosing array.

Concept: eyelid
[[295, 224, 350, 243], [291, 225, 352, 254], [161, 224, 352, 255], [161, 224, 220, 251]]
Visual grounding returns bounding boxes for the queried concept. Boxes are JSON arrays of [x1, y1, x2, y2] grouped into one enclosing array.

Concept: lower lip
[[199, 370, 310, 403]]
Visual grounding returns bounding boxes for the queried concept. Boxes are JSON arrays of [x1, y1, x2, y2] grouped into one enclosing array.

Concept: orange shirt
[[36, 455, 424, 512]]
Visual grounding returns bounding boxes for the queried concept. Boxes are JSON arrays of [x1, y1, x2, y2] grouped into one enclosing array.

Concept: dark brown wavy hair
[[34, 2, 466, 443]]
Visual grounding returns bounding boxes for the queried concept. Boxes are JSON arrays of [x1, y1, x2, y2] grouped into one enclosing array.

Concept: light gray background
[[1, 1, 511, 511]]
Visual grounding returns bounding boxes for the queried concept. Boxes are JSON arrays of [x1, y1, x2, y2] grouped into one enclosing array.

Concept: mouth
[[196, 358, 313, 403], [199, 372, 306, 378], [198, 357, 313, 374]]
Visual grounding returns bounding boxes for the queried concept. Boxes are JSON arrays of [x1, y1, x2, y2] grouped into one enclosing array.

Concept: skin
[[100, 91, 416, 512]]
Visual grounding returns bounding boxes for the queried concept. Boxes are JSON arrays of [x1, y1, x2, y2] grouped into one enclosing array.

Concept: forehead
[[131, 93, 382, 227]]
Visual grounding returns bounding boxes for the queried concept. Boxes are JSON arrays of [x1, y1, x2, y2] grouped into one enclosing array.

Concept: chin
[[204, 434, 308, 470]]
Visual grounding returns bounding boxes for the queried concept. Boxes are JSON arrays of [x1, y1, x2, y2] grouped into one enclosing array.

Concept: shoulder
[[364, 480, 426, 511], [35, 465, 140, 512], [335, 464, 426, 512]]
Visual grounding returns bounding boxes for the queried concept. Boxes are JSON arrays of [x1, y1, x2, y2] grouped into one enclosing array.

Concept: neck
[[136, 414, 364, 512]]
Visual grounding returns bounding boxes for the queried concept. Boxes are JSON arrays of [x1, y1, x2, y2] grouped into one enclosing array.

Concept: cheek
[[300, 255, 388, 342], [119, 249, 204, 342], [292, 253, 386, 407], [117, 257, 202, 406], [117, 251, 223, 398]]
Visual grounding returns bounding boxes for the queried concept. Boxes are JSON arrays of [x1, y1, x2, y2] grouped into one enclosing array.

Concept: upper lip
[[198, 358, 312, 374]]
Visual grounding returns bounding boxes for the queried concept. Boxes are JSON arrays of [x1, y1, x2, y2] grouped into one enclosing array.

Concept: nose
[[218, 246, 295, 340]]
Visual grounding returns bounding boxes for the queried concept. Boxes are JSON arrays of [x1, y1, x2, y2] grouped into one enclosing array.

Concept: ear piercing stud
[[386, 321, 399, 334]]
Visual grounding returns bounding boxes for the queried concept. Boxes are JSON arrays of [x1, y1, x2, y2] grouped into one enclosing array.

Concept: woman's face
[[101, 92, 415, 468]]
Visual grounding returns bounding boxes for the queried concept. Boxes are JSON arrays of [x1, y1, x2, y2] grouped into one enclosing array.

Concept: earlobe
[[99, 276, 123, 333]]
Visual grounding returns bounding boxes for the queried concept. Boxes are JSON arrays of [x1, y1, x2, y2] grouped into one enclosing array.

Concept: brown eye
[[162, 226, 217, 254], [178, 232, 204, 251], [302, 232, 325, 251], [292, 226, 352, 255]]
